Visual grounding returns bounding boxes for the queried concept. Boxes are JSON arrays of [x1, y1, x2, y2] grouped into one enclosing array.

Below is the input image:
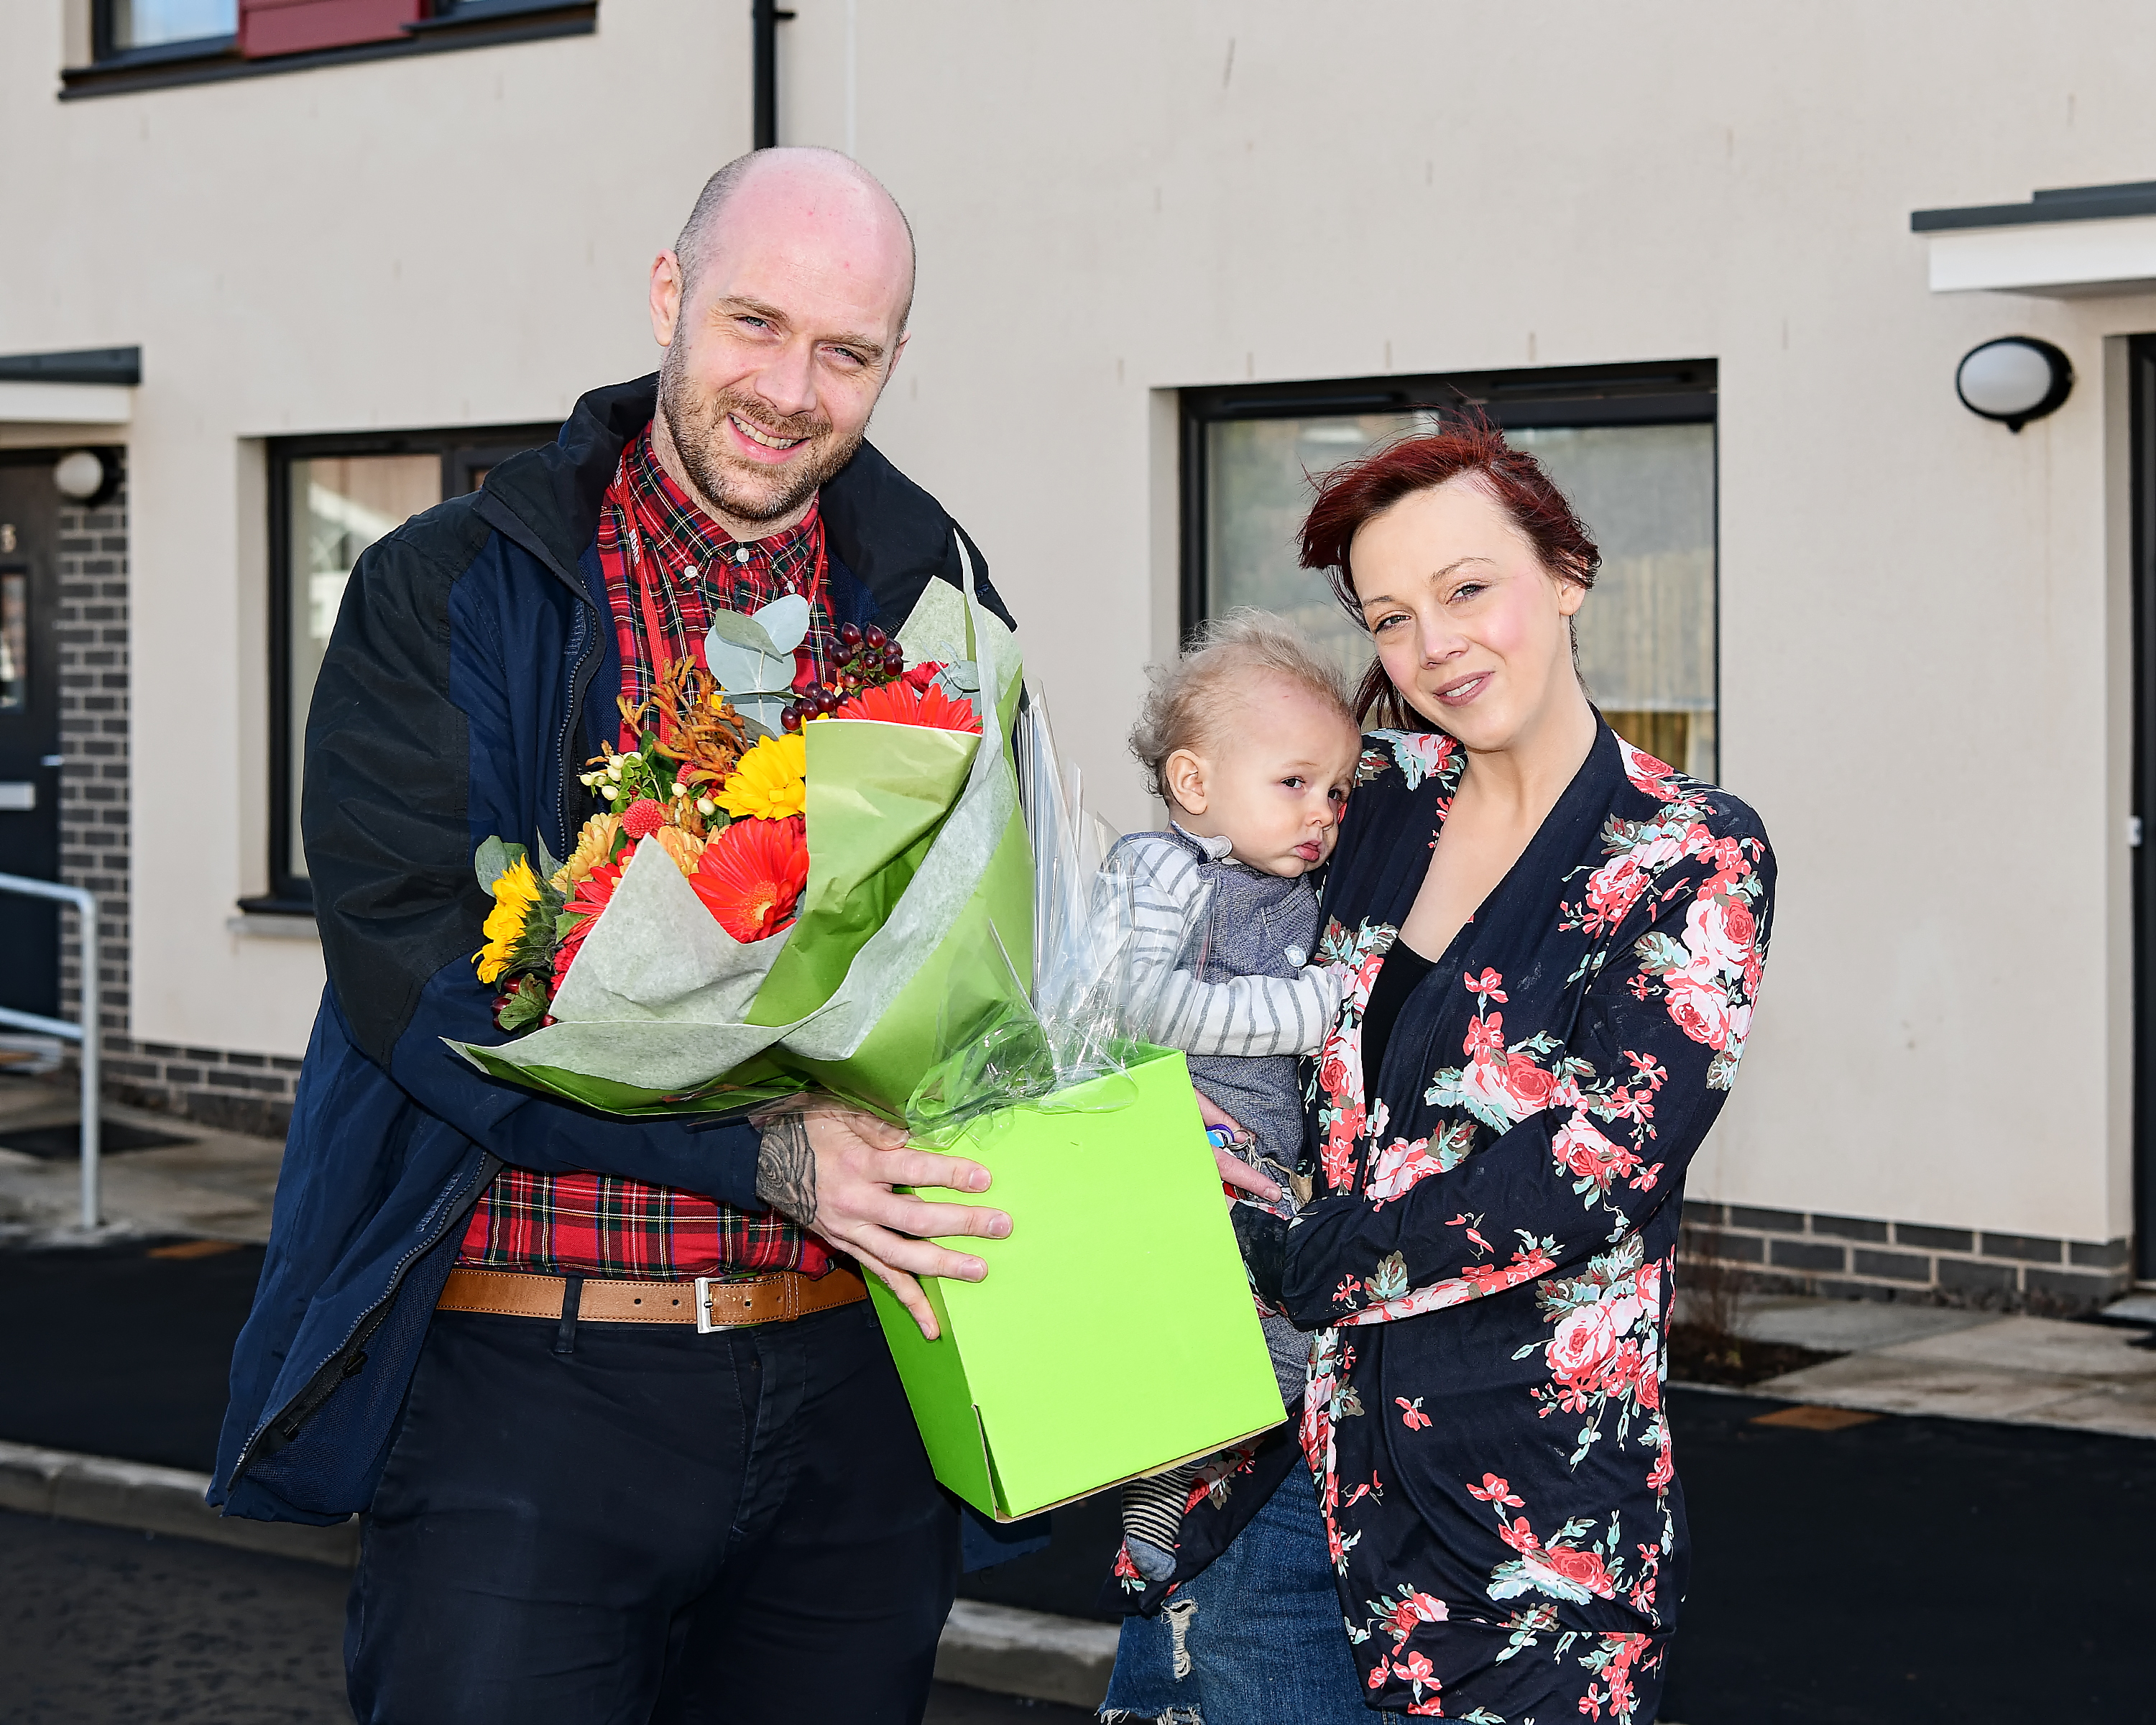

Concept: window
[[1184, 362, 1718, 778], [252, 424, 557, 914], [74, 0, 594, 95], [0, 574, 24, 713], [103, 0, 237, 53]]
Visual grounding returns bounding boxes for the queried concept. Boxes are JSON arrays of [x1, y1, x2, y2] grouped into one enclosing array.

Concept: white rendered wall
[[5, 1, 2152, 1243]]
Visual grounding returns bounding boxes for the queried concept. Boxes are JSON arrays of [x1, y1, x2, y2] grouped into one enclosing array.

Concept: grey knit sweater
[[1105, 827, 1341, 1400]]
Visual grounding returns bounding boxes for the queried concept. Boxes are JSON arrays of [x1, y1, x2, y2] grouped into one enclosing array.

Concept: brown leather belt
[[437, 1265, 868, 1333]]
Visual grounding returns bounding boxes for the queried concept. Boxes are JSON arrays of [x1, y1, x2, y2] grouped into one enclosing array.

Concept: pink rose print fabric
[[1279, 722, 1774, 1721]]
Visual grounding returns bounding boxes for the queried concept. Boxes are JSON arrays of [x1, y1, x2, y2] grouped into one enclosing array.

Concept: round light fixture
[[52, 449, 114, 505], [1955, 336, 2073, 433]]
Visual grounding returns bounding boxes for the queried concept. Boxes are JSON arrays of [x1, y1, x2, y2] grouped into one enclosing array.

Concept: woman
[[1105, 420, 1772, 1724]]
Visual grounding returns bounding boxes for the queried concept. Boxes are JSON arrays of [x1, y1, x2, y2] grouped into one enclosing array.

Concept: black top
[[1360, 938, 1435, 1098]]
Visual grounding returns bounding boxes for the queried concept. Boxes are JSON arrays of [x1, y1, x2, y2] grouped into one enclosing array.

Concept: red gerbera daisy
[[551, 854, 627, 992], [829, 677, 982, 734], [691, 814, 809, 942]]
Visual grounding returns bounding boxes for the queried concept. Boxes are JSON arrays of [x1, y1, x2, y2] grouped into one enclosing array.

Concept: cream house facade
[[2, 1, 2149, 1308]]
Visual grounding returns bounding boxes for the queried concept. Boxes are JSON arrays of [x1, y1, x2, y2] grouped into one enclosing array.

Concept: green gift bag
[[865, 1046, 1289, 1521]]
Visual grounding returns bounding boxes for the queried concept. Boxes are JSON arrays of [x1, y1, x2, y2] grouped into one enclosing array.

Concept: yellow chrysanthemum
[[650, 824, 708, 877], [552, 812, 622, 891], [475, 857, 542, 985], [714, 732, 806, 821]]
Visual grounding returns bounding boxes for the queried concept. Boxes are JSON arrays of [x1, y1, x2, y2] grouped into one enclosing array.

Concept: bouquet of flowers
[[451, 557, 1051, 1122], [455, 553, 1288, 1518]]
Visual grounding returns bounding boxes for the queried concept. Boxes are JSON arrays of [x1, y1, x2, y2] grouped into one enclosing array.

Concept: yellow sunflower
[[714, 732, 806, 821], [552, 811, 622, 891], [476, 857, 542, 985]]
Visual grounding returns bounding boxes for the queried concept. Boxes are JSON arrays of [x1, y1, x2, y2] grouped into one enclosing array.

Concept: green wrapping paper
[[446, 562, 1032, 1120]]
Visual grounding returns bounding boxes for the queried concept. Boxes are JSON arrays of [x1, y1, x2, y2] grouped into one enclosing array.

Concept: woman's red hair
[[1297, 416, 1600, 727]]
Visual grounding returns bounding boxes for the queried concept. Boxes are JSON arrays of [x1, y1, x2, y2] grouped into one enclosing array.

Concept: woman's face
[[1350, 477, 1585, 752]]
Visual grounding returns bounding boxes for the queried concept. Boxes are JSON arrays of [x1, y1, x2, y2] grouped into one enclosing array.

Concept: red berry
[[838, 622, 864, 649], [622, 798, 667, 839], [862, 624, 887, 650], [780, 704, 802, 732]]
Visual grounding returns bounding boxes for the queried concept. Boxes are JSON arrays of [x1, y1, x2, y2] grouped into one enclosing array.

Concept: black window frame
[[70, 0, 593, 99], [1179, 358, 1718, 654], [91, 0, 238, 70], [246, 421, 558, 917]]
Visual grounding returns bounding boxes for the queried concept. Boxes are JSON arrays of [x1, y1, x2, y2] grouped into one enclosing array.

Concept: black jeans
[[346, 1297, 959, 1724]]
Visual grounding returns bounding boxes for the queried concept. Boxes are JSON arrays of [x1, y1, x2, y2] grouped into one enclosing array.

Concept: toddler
[[1107, 611, 1361, 1582]]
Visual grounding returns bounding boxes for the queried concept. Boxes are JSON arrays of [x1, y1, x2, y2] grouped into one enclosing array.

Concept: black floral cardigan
[[1277, 722, 1775, 1721]]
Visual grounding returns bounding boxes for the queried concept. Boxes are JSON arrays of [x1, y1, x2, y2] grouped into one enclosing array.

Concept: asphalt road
[[0, 1510, 1089, 1725]]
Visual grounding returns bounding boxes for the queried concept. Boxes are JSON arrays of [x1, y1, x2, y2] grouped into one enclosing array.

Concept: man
[[212, 149, 1018, 1723]]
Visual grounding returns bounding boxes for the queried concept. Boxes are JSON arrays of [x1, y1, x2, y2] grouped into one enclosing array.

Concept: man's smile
[[727, 412, 810, 459]]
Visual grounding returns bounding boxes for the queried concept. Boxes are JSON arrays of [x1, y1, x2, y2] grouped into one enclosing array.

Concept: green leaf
[[496, 977, 549, 1032], [474, 836, 524, 893], [701, 608, 780, 654]]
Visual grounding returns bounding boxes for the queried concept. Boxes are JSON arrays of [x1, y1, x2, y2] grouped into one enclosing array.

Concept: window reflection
[[286, 456, 440, 881], [109, 0, 237, 49], [1203, 413, 1718, 778], [0, 574, 24, 713]]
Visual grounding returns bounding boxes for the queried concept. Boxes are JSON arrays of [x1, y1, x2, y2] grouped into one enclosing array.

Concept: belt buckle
[[694, 1276, 719, 1334]]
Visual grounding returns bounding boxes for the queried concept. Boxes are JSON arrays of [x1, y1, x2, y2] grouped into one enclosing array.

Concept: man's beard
[[658, 343, 865, 527]]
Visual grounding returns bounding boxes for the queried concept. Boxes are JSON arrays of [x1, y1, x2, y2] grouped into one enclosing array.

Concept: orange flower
[[692, 814, 809, 942], [826, 678, 981, 734]]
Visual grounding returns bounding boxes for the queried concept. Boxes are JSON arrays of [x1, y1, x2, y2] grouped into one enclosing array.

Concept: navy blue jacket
[[211, 375, 1016, 1531]]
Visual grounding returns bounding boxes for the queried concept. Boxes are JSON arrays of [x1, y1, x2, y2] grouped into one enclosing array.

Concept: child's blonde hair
[[1129, 610, 1356, 804]]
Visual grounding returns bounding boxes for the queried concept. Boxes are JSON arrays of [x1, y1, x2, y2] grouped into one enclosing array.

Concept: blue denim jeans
[[1100, 1468, 1368, 1725]]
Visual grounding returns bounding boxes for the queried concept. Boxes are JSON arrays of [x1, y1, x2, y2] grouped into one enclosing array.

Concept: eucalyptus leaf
[[731, 691, 793, 732], [474, 837, 525, 893], [702, 609, 780, 656], [752, 593, 811, 655]]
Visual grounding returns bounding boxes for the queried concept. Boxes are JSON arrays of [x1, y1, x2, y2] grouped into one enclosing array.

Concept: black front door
[[0, 454, 64, 1021]]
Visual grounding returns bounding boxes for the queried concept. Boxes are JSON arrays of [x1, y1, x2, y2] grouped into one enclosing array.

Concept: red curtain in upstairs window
[[238, 0, 425, 58]]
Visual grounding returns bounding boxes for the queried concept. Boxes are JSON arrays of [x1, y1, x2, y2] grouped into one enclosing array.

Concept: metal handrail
[[0, 871, 99, 1229]]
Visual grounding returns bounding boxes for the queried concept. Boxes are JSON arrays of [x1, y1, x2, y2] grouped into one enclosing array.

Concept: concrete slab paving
[[2016, 1379, 2156, 1440], [2101, 1292, 2156, 1325], [1754, 1353, 2110, 1425], [0, 1077, 282, 1247], [1879, 1312, 2156, 1379], [1732, 1294, 1991, 1352]]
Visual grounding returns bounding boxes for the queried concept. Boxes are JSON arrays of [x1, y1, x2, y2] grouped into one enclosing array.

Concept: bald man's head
[[645, 148, 918, 538], [676, 148, 917, 330]]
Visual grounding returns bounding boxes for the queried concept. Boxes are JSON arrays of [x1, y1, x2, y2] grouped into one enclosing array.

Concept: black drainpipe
[[752, 0, 795, 150]]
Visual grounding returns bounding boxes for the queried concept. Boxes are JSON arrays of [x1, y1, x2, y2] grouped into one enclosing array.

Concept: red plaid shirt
[[458, 426, 834, 1280]]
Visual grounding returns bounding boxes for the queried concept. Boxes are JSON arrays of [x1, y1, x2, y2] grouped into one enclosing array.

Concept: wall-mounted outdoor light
[[1955, 336, 2073, 432], [52, 448, 120, 509]]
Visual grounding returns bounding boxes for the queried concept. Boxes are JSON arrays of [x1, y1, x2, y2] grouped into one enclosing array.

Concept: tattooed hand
[[754, 1111, 819, 1227], [752, 1098, 1011, 1340]]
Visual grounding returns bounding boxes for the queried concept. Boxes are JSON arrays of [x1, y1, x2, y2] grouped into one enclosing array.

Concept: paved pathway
[[1732, 1294, 2156, 1438], [0, 1076, 282, 1247]]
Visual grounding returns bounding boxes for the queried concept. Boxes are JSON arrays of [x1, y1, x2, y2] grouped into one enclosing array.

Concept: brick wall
[[52, 479, 297, 1141], [1681, 1200, 2133, 1316]]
